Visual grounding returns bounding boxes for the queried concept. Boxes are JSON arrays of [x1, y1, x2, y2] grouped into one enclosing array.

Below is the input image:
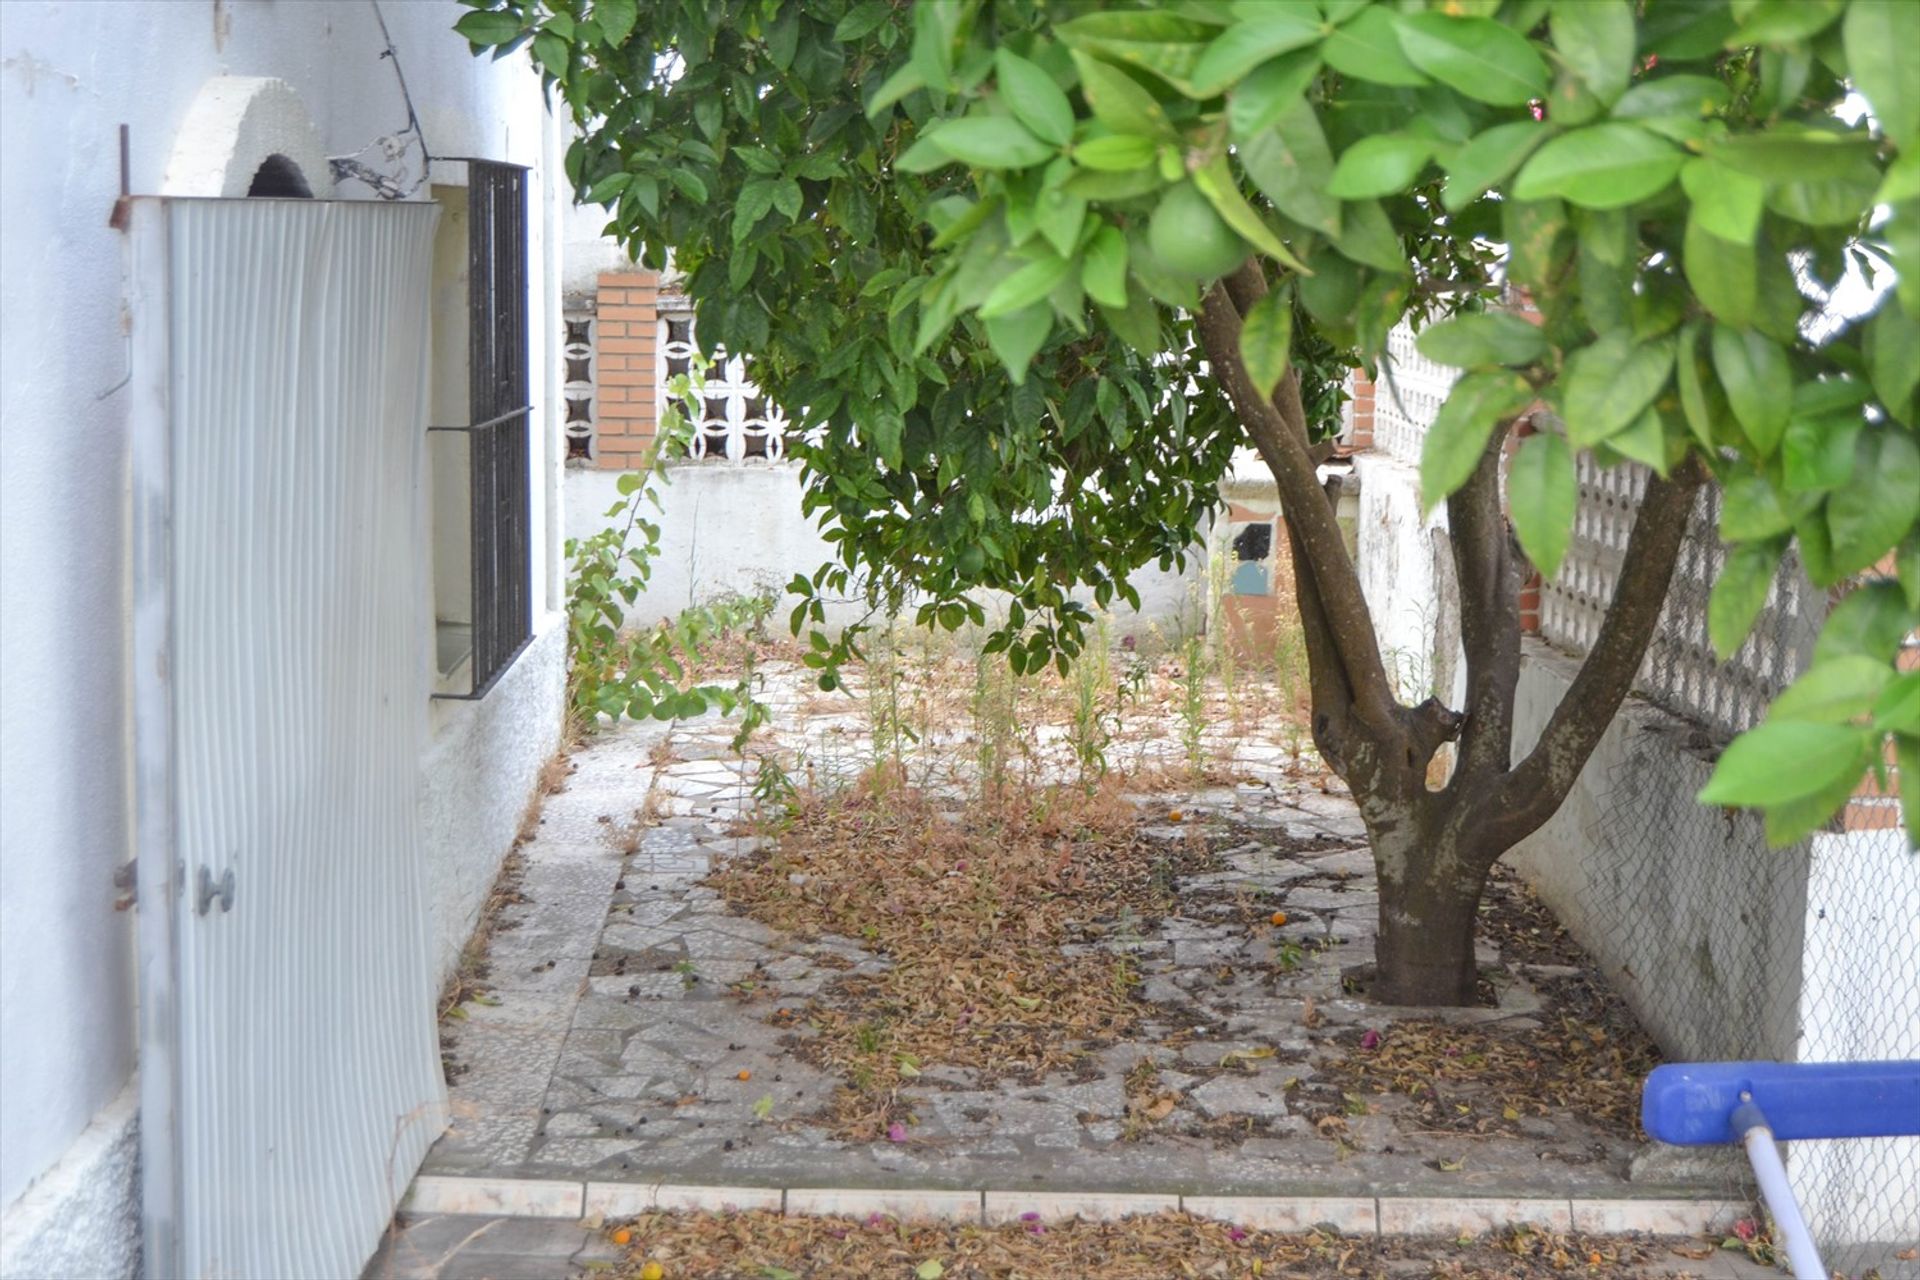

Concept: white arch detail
[[161, 77, 331, 198]]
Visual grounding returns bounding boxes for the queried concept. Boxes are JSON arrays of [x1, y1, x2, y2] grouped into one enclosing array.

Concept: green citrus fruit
[[1147, 182, 1249, 281]]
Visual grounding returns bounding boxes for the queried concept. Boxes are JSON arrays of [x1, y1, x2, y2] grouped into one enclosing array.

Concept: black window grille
[[432, 158, 532, 699]]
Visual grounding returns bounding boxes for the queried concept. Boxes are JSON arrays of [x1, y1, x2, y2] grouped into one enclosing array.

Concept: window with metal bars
[[429, 159, 532, 699]]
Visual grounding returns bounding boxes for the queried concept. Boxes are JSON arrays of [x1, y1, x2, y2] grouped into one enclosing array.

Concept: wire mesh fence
[[1541, 456, 1918, 1278]]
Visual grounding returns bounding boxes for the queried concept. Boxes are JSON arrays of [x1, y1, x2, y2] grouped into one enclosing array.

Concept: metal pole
[[1732, 1099, 1828, 1280]]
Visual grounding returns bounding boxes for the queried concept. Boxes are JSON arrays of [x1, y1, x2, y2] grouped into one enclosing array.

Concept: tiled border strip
[[404, 1176, 1743, 1238]]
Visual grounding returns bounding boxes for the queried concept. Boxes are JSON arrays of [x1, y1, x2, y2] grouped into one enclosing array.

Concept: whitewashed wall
[[564, 464, 1210, 637], [0, 4, 563, 1275]]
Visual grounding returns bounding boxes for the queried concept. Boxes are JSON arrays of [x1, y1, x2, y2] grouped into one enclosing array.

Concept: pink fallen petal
[[1359, 1029, 1381, 1050], [887, 1122, 908, 1143]]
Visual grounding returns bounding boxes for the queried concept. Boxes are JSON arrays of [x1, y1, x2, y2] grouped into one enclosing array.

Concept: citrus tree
[[459, 0, 1919, 1004]]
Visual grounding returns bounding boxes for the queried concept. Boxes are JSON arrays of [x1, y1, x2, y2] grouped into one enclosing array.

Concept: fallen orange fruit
[[609, 1227, 631, 1245], [1269, 911, 1287, 926], [736, 1069, 752, 1081]]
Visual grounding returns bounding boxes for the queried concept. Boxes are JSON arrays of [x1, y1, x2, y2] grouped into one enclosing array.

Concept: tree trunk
[[1367, 812, 1496, 1006]]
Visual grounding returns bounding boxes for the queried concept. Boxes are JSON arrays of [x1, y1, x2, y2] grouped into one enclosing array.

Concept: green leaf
[[1330, 199, 1408, 275], [1876, 674, 1920, 735], [1238, 97, 1340, 236], [984, 303, 1054, 383], [1707, 131, 1880, 182], [594, 0, 637, 46], [1509, 431, 1578, 579], [1237, 290, 1294, 399], [1720, 474, 1794, 542], [1781, 409, 1862, 494], [1502, 198, 1569, 293], [1770, 656, 1894, 725], [927, 117, 1055, 169], [1680, 158, 1765, 246], [1711, 326, 1793, 458], [733, 178, 776, 243], [1708, 542, 1781, 658], [1606, 405, 1670, 473], [1415, 313, 1549, 369], [453, 10, 525, 47], [1073, 134, 1158, 171], [1227, 49, 1322, 140], [1396, 12, 1550, 107], [1072, 52, 1176, 138], [583, 171, 632, 204], [1192, 11, 1323, 96], [979, 254, 1072, 319], [1549, 0, 1635, 104], [915, 1261, 947, 1280], [1081, 224, 1130, 308], [1420, 371, 1536, 511], [1441, 121, 1548, 213], [995, 49, 1074, 148], [1817, 582, 1919, 665], [1827, 428, 1920, 576], [833, 1, 891, 43], [1326, 134, 1434, 199], [1866, 295, 1920, 424], [1560, 330, 1675, 447], [1056, 10, 1215, 96], [1192, 157, 1308, 272], [867, 61, 928, 118], [1321, 6, 1429, 88], [1698, 719, 1870, 807], [532, 29, 571, 79], [1613, 75, 1732, 119], [1683, 217, 1756, 329], [1512, 124, 1684, 209]]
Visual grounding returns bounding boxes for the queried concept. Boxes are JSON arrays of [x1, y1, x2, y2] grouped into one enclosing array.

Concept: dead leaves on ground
[[607, 1212, 1689, 1279], [707, 770, 1212, 1138]]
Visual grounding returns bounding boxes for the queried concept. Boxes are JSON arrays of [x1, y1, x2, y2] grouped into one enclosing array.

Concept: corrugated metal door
[[130, 197, 447, 1280]]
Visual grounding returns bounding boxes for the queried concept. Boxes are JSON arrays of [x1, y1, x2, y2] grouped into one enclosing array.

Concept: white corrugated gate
[[130, 197, 447, 1279]]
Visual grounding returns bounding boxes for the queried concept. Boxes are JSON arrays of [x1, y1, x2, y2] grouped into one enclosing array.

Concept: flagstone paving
[[420, 664, 1746, 1208]]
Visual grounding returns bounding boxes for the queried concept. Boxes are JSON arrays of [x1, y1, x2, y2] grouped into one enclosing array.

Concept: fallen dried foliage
[[708, 767, 1212, 1137], [606, 1211, 1696, 1279], [1313, 1010, 1657, 1140]]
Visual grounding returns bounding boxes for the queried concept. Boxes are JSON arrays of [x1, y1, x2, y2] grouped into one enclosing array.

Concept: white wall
[[0, 3, 564, 1272], [564, 463, 1209, 634], [1789, 826, 1920, 1250], [1351, 453, 1466, 708]]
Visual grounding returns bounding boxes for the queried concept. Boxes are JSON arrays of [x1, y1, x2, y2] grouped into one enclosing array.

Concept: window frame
[[428, 158, 534, 700]]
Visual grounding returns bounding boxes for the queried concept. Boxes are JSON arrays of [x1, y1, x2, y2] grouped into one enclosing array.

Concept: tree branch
[[1483, 458, 1706, 849], [1447, 424, 1523, 789], [1197, 276, 1399, 737]]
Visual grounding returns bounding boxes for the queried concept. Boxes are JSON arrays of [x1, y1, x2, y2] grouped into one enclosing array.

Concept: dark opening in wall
[[247, 153, 313, 198], [1232, 522, 1273, 562]]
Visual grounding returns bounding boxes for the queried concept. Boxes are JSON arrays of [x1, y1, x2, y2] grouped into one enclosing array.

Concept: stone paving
[[421, 663, 1744, 1209]]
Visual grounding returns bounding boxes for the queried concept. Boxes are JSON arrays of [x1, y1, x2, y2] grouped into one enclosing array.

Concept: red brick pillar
[[1349, 370, 1375, 451], [592, 271, 661, 470]]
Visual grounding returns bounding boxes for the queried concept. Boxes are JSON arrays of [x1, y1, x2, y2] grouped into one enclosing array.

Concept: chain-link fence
[[1539, 452, 1918, 1278]]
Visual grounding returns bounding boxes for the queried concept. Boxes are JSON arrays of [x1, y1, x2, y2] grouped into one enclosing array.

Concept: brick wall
[[1348, 370, 1375, 450], [591, 270, 661, 470]]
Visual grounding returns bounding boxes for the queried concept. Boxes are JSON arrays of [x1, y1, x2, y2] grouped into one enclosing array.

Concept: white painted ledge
[[399, 1175, 1748, 1239]]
